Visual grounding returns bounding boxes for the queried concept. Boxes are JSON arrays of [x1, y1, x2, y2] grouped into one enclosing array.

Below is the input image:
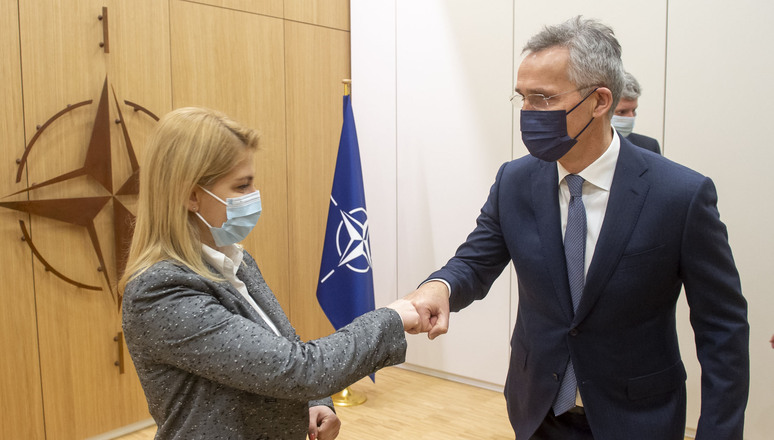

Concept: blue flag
[[316, 94, 375, 332]]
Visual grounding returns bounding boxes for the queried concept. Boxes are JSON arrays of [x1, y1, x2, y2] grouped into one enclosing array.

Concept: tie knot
[[565, 174, 584, 197]]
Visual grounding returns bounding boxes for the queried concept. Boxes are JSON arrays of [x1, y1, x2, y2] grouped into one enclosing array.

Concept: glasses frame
[[511, 85, 597, 110]]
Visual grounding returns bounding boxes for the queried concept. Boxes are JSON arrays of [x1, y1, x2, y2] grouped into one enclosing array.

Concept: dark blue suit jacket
[[429, 138, 748, 440], [625, 131, 661, 154]]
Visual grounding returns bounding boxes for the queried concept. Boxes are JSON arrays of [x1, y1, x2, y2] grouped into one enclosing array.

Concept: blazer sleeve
[[122, 264, 407, 402], [427, 162, 513, 312], [679, 177, 749, 438]]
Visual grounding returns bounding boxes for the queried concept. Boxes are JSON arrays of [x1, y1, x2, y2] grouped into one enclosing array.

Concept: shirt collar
[[202, 243, 244, 277], [557, 128, 620, 191]]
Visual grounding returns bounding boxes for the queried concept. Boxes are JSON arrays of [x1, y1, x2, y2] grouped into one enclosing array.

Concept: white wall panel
[[351, 1, 398, 310], [394, 0, 514, 385], [666, 1, 774, 437]]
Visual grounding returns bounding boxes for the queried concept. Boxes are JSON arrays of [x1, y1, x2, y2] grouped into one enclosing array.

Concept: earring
[[192, 207, 198, 212]]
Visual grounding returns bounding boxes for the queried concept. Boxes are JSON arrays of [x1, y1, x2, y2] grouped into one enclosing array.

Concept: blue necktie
[[553, 174, 586, 416]]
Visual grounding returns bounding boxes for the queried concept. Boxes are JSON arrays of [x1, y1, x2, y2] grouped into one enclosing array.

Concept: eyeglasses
[[510, 86, 596, 110]]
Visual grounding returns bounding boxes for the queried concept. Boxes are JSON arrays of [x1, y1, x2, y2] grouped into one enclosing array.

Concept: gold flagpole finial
[[342, 79, 352, 96]]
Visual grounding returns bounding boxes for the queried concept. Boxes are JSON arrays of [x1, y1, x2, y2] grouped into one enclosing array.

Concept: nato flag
[[316, 94, 375, 331]]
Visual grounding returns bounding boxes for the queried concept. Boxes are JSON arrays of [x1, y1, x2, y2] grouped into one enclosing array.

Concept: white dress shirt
[[202, 244, 281, 336], [557, 131, 620, 276]]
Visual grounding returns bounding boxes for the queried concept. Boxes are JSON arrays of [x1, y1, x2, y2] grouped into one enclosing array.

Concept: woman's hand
[[386, 298, 420, 332], [308, 405, 340, 440]]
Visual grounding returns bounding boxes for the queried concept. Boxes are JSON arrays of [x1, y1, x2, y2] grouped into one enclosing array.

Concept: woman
[[120, 107, 418, 440]]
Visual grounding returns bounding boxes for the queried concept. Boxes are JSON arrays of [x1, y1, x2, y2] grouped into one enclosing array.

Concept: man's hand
[[404, 280, 450, 340], [308, 405, 340, 440]]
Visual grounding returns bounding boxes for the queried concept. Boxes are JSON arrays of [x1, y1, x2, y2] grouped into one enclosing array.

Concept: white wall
[[352, 1, 773, 437]]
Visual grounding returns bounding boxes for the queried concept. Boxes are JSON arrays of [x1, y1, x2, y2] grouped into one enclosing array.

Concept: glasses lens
[[526, 94, 549, 110]]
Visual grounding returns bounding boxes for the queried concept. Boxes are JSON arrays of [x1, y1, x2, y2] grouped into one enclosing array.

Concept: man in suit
[[405, 16, 748, 440], [612, 71, 661, 154]]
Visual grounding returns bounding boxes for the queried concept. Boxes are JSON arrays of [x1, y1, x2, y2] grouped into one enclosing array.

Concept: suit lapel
[[531, 161, 574, 321], [574, 141, 650, 324]]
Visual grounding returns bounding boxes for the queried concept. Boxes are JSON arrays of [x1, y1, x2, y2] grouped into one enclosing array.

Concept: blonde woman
[[120, 107, 418, 440]]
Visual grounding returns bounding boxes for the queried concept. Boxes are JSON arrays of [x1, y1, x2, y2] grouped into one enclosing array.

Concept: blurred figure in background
[[612, 71, 661, 154]]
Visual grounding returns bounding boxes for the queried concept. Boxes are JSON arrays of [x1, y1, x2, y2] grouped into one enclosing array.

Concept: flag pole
[[329, 78, 367, 407], [342, 78, 352, 96]]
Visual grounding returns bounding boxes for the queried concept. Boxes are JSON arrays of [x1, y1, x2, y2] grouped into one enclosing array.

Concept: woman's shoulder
[[131, 260, 192, 280], [123, 260, 203, 297]]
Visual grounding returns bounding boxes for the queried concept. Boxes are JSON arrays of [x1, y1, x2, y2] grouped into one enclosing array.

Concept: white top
[[201, 244, 281, 336]]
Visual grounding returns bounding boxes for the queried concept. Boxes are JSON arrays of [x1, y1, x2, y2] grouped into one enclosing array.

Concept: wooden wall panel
[[180, 0, 283, 17], [285, 0, 350, 30], [285, 21, 350, 340], [0, 3, 46, 440], [15, 0, 166, 437], [170, 1, 291, 310]]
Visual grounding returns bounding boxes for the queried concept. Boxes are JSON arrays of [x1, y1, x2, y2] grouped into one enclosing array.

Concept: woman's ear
[[593, 87, 613, 118], [188, 189, 200, 213]]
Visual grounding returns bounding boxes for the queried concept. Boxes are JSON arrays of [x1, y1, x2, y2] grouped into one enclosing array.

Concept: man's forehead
[[617, 98, 638, 109], [516, 47, 572, 93]]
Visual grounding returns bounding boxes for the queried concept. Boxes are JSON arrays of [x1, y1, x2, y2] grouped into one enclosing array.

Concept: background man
[[611, 71, 661, 154], [406, 16, 748, 440]]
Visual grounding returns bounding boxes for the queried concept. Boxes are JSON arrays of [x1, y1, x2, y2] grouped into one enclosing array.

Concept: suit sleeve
[[680, 177, 749, 439], [123, 268, 406, 402], [428, 162, 513, 312]]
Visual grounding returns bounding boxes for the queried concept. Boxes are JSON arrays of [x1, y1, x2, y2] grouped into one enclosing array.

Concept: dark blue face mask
[[520, 88, 598, 162]]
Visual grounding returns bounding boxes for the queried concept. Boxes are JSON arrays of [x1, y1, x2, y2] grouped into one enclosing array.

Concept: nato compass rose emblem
[[319, 196, 372, 284], [0, 77, 158, 305]]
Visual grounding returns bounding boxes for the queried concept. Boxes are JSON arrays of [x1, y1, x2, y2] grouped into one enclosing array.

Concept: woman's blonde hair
[[119, 107, 259, 291]]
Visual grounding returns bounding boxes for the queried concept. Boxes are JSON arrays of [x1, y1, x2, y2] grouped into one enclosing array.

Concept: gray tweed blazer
[[122, 252, 406, 439]]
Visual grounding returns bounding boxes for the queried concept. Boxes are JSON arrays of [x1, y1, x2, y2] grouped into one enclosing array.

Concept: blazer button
[[552, 373, 559, 381], [569, 328, 579, 336]]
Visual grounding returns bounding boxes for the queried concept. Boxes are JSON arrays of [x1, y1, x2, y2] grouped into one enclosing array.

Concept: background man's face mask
[[611, 115, 636, 137]]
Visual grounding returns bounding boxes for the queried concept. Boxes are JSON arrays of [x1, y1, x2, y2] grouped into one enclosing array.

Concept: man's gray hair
[[522, 16, 625, 117], [621, 71, 641, 101]]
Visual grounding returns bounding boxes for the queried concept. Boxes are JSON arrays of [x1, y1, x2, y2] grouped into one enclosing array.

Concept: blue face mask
[[520, 88, 597, 162], [195, 186, 262, 247], [611, 115, 635, 137]]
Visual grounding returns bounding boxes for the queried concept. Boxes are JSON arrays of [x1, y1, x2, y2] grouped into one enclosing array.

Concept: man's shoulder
[[626, 132, 661, 154], [628, 132, 657, 143], [501, 154, 547, 175]]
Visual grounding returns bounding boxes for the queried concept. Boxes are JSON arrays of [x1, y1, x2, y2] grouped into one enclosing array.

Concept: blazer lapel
[[238, 263, 297, 337], [574, 141, 650, 324], [531, 161, 574, 321]]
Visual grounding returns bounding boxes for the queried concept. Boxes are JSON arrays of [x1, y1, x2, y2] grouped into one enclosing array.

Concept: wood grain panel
[[285, 21, 350, 340], [180, 0, 283, 18], [284, 0, 350, 31], [0, 2, 46, 439], [17, 0, 165, 437], [170, 1, 291, 310]]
